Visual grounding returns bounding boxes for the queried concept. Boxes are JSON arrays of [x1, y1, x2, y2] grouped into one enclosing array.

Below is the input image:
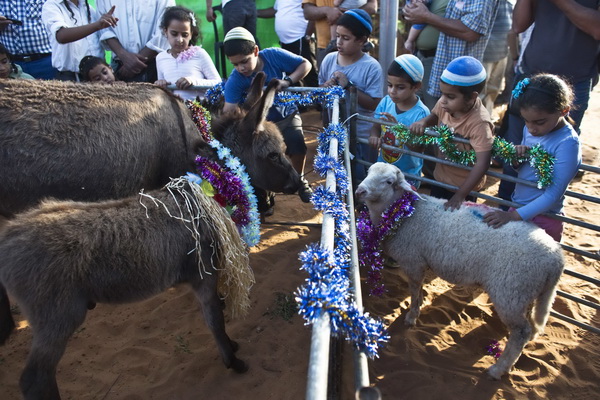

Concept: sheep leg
[[486, 310, 533, 380], [191, 278, 248, 373], [404, 276, 424, 326], [20, 301, 88, 400]]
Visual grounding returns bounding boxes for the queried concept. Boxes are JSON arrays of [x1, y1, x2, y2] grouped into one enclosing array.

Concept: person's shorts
[[275, 113, 307, 156]]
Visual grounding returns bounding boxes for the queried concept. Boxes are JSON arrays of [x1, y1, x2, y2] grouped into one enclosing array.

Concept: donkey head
[[211, 72, 301, 194]]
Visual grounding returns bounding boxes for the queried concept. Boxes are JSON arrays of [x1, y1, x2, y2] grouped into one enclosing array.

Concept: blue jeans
[[497, 74, 592, 203], [15, 55, 57, 80]]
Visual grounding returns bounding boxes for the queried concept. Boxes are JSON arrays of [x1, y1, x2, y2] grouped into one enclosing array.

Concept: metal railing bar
[[563, 268, 600, 286], [550, 311, 600, 335], [355, 114, 599, 174], [556, 290, 600, 310], [357, 138, 599, 205]]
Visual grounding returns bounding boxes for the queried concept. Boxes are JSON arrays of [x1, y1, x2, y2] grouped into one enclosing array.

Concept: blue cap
[[440, 56, 486, 86], [394, 54, 424, 82], [344, 9, 372, 34]]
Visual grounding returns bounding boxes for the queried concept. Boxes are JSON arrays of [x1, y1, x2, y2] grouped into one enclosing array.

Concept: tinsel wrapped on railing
[[295, 123, 389, 358], [386, 124, 555, 189]]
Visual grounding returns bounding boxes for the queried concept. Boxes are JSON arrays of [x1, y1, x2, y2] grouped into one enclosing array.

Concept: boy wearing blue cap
[[368, 54, 430, 188], [319, 9, 383, 182], [410, 55, 493, 210], [221, 26, 313, 216]]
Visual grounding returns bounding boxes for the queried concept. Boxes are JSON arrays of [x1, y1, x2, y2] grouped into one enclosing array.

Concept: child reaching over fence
[[483, 74, 582, 242], [154, 6, 221, 101], [368, 54, 429, 188], [221, 26, 313, 216], [409, 56, 493, 210]]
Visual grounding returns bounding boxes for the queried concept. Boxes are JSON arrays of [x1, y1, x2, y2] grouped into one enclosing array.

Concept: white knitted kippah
[[394, 54, 424, 82], [440, 56, 486, 86], [223, 27, 255, 43]]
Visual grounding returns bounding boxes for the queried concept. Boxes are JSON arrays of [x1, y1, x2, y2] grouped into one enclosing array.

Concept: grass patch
[[268, 292, 298, 322], [175, 335, 192, 354]]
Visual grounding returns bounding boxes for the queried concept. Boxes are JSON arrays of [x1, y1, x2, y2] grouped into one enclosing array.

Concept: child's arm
[[513, 139, 580, 221], [369, 123, 382, 149], [404, 26, 422, 54], [55, 6, 118, 44], [445, 149, 491, 210], [409, 113, 438, 136], [280, 58, 311, 90]]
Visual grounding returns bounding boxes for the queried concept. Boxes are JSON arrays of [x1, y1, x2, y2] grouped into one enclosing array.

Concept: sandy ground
[[0, 88, 598, 399]]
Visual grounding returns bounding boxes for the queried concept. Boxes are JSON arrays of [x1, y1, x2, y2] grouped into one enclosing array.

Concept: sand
[[0, 89, 598, 399]]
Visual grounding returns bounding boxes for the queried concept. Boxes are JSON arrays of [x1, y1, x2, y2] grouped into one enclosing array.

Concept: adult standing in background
[[498, 0, 600, 203], [403, 0, 449, 110], [258, 0, 318, 87], [403, 0, 498, 108], [0, 1, 58, 79], [481, 0, 513, 120], [96, 0, 175, 82], [302, 0, 376, 66], [205, 0, 258, 40]]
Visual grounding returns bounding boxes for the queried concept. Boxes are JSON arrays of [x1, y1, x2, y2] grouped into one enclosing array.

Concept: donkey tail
[[0, 283, 15, 345], [532, 260, 563, 336]]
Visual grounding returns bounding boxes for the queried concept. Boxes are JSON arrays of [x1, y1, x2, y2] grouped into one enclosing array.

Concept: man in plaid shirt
[[403, 0, 498, 103], [0, 0, 57, 79]]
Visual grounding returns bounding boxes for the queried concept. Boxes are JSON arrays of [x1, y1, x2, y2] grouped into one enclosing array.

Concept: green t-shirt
[[415, 0, 449, 51]]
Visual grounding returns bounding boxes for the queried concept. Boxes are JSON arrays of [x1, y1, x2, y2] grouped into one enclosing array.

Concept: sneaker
[[298, 178, 313, 203]]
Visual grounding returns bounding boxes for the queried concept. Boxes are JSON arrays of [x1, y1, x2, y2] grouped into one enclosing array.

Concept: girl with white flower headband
[[155, 6, 221, 101]]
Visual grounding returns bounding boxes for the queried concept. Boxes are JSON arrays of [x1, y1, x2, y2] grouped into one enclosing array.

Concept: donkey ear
[[243, 72, 266, 111], [243, 77, 278, 132]]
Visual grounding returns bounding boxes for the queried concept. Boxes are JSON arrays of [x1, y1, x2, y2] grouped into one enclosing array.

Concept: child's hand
[[483, 210, 522, 229], [405, 39, 415, 54], [368, 135, 381, 149], [443, 194, 464, 211], [154, 79, 169, 88], [409, 120, 426, 136], [97, 5, 118, 29], [378, 112, 398, 124], [176, 77, 192, 90], [514, 145, 530, 158]]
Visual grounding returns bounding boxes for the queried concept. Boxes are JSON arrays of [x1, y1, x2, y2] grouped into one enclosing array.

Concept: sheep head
[[355, 163, 421, 224]]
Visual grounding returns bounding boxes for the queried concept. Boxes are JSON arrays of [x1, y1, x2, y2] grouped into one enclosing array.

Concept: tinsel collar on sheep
[[357, 191, 419, 296]]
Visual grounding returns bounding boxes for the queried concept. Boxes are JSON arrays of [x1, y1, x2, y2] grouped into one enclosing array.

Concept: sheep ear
[[397, 174, 424, 200]]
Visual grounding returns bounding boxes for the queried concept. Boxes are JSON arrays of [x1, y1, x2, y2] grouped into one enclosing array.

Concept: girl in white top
[[155, 6, 221, 101], [41, 0, 117, 80]]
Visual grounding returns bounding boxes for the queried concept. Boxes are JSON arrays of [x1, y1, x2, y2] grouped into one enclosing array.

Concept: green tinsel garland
[[386, 124, 555, 189]]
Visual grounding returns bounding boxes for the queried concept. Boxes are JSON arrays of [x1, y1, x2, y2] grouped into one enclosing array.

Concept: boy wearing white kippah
[[368, 54, 429, 188], [222, 27, 313, 215], [410, 56, 493, 210]]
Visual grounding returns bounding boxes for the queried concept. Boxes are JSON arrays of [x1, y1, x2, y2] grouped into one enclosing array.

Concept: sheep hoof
[[485, 365, 504, 380]]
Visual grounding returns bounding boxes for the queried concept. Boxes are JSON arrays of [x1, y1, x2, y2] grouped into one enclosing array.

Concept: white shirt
[[42, 0, 115, 73], [96, 0, 175, 57], [274, 0, 308, 44], [156, 46, 221, 101]]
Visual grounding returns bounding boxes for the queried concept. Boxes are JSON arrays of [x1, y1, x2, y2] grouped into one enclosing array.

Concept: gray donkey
[[0, 72, 300, 218], [0, 184, 252, 400], [0, 74, 297, 399]]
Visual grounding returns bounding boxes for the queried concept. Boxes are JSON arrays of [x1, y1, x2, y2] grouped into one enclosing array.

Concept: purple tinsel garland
[[194, 156, 251, 227], [356, 191, 419, 296]]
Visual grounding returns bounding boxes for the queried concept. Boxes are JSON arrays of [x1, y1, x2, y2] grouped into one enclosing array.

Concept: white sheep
[[355, 162, 564, 379]]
